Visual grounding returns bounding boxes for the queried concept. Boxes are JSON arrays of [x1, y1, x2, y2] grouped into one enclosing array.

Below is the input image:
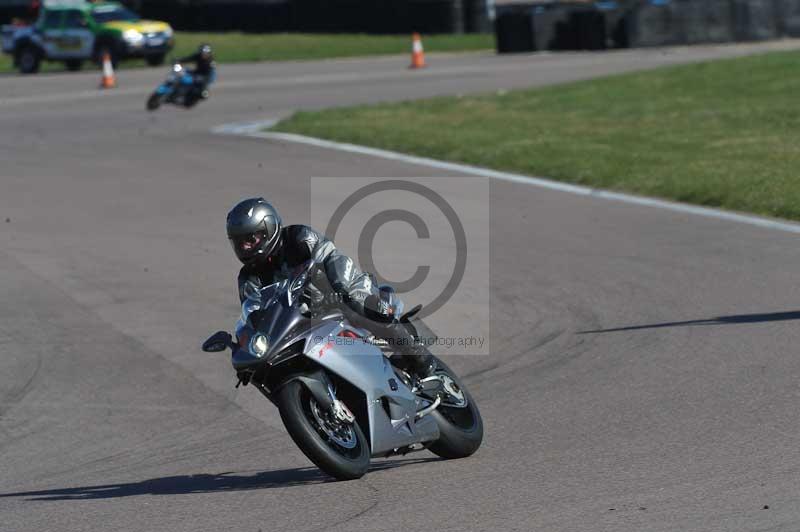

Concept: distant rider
[[226, 197, 436, 378], [178, 43, 216, 99]]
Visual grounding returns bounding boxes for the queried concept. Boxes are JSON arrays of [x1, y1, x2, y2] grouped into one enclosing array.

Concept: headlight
[[250, 334, 269, 357], [123, 29, 144, 45]]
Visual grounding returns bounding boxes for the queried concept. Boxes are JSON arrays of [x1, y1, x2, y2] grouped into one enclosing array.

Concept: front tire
[[184, 93, 200, 108], [277, 380, 370, 480], [427, 358, 483, 459], [16, 46, 41, 74], [65, 60, 83, 72], [146, 92, 164, 111]]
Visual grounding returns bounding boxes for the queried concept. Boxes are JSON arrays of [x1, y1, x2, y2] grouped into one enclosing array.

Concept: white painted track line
[[214, 119, 800, 236]]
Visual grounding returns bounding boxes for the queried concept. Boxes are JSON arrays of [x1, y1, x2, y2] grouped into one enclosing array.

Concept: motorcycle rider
[[227, 197, 436, 378], [178, 43, 216, 99]]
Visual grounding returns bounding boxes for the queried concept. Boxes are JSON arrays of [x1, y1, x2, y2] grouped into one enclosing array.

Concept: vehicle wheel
[[65, 60, 83, 72], [277, 380, 370, 480], [146, 92, 163, 111], [16, 46, 40, 74], [184, 93, 199, 108], [146, 54, 166, 67], [426, 358, 483, 459]]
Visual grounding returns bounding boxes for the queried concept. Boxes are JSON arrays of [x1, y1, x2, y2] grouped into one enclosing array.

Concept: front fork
[[253, 369, 354, 423]]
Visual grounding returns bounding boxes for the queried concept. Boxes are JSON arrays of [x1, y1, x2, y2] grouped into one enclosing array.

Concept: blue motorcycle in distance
[[147, 62, 212, 111]]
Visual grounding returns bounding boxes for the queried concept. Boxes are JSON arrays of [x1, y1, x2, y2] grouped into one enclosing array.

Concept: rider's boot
[[364, 303, 437, 379], [387, 326, 436, 379], [405, 345, 437, 378]]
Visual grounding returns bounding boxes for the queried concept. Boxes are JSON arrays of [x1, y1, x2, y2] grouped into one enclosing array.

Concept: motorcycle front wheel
[[184, 93, 200, 108], [146, 92, 164, 111], [277, 380, 370, 480]]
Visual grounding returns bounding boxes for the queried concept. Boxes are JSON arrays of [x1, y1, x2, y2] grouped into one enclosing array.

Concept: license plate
[[147, 37, 164, 47]]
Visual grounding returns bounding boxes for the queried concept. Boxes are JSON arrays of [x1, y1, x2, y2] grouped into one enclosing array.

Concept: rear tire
[[277, 380, 370, 480], [16, 46, 40, 74], [65, 60, 83, 72], [427, 358, 483, 459]]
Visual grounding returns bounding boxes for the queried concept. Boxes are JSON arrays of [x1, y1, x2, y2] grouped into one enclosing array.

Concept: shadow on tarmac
[[578, 310, 800, 334], [1, 457, 441, 501]]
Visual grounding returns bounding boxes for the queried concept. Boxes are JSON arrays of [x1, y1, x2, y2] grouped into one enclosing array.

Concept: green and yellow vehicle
[[1, 0, 174, 74]]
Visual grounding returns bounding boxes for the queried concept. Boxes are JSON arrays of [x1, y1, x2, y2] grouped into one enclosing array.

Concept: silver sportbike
[[202, 259, 483, 480]]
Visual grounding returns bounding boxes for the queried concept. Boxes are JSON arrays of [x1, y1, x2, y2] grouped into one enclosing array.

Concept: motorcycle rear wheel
[[427, 358, 484, 459], [277, 380, 370, 480]]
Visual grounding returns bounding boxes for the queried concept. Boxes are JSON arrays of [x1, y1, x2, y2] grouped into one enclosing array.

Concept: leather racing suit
[[237, 225, 434, 373]]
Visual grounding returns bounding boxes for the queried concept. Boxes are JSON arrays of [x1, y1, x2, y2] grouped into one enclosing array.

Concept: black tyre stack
[[495, 0, 800, 54], [778, 0, 800, 36]]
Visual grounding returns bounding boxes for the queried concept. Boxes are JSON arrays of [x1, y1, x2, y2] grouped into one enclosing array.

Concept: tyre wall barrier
[[624, 0, 778, 46], [464, 0, 492, 33], [562, 9, 608, 50], [532, 5, 571, 51], [776, 0, 800, 37], [731, 0, 778, 41], [495, 8, 535, 53], [680, 0, 734, 44], [623, 1, 685, 48], [130, 0, 800, 43], [495, 0, 800, 55], [494, 3, 610, 53]]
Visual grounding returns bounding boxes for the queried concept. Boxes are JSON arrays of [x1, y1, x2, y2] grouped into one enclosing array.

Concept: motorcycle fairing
[[300, 321, 439, 456]]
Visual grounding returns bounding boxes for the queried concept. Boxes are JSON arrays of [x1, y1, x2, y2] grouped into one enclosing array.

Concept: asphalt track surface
[[3, 41, 800, 532]]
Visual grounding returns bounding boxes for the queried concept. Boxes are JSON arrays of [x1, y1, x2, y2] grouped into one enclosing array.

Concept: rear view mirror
[[400, 304, 422, 323], [202, 331, 232, 352]]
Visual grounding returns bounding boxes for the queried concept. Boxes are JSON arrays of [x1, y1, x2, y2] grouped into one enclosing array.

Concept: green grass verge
[[0, 31, 492, 74], [273, 50, 800, 221]]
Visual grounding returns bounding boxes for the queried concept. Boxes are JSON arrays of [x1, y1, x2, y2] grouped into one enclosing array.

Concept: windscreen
[[234, 259, 316, 348], [236, 281, 282, 340], [91, 6, 140, 23]]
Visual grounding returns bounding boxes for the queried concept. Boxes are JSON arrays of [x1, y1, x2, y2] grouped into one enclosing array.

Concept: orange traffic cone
[[409, 33, 426, 69], [99, 51, 116, 89]]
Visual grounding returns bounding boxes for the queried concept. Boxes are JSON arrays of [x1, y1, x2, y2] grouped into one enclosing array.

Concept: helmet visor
[[230, 230, 269, 261]]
